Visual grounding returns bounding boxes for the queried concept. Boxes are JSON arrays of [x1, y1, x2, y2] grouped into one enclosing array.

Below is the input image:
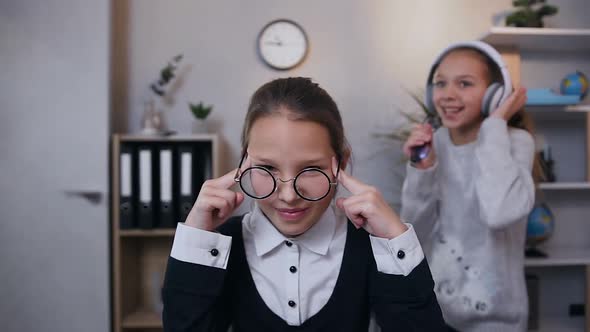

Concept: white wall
[[113, 0, 590, 209]]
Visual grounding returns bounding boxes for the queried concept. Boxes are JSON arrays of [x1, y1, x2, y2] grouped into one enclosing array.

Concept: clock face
[[257, 19, 308, 70]]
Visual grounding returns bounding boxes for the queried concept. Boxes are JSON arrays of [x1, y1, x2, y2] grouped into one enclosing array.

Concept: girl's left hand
[[332, 157, 408, 239], [491, 86, 527, 121]]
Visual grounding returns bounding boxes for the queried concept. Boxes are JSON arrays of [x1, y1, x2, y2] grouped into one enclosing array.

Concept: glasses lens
[[294, 169, 332, 201], [240, 167, 275, 199]]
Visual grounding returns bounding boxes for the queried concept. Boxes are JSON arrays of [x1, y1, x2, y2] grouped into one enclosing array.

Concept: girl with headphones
[[401, 41, 536, 332]]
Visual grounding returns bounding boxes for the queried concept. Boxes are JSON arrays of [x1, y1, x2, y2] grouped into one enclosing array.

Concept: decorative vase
[[141, 99, 166, 135], [192, 119, 209, 134]]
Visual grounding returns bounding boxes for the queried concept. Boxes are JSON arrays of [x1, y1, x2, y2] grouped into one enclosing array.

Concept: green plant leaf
[[507, 0, 557, 27], [152, 54, 183, 97], [537, 5, 558, 16], [513, 0, 529, 8], [160, 64, 175, 84], [407, 91, 429, 114], [173, 54, 183, 63], [189, 102, 213, 120], [373, 132, 408, 141], [395, 105, 424, 124]]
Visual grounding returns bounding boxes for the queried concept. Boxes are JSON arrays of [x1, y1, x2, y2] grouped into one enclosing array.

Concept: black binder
[[137, 145, 156, 229], [156, 144, 177, 228], [198, 142, 213, 181], [174, 142, 214, 223], [119, 144, 136, 229], [177, 144, 197, 223]]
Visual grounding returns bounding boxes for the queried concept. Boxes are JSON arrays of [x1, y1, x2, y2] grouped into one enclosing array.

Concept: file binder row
[[118, 142, 213, 229]]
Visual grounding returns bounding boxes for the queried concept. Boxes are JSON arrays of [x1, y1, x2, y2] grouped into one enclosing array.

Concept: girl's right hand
[[403, 123, 436, 169], [184, 169, 245, 231]]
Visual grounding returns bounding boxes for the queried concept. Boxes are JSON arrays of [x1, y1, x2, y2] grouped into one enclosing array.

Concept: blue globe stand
[[525, 247, 548, 258], [525, 203, 555, 259]]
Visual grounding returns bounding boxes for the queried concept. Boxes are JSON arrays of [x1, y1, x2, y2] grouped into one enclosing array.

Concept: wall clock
[[257, 19, 309, 70]]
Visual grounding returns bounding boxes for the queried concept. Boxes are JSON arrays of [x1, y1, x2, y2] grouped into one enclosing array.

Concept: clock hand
[[273, 35, 283, 46], [264, 41, 282, 46]]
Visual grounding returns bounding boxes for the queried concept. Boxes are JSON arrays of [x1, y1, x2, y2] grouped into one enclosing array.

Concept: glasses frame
[[233, 151, 340, 201]]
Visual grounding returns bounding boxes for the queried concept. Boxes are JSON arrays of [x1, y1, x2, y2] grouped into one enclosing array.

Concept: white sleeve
[[369, 223, 425, 276], [170, 222, 232, 269], [474, 117, 535, 230]]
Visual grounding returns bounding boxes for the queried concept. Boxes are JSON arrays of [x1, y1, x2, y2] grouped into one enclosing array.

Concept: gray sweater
[[401, 117, 535, 332]]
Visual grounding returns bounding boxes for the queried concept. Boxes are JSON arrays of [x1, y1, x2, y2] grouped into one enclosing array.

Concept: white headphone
[[425, 41, 512, 117]]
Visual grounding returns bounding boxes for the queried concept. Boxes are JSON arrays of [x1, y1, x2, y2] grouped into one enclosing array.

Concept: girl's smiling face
[[432, 49, 491, 143], [245, 111, 337, 237]]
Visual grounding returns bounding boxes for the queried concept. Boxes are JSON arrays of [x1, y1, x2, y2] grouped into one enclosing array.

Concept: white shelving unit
[[536, 316, 586, 332], [566, 105, 590, 112], [482, 27, 590, 52], [527, 104, 590, 113], [526, 248, 590, 267], [482, 27, 590, 332], [538, 182, 590, 190]]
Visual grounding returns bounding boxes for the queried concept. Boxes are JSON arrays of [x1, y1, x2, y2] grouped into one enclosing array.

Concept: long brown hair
[[507, 112, 545, 184], [458, 48, 545, 183]]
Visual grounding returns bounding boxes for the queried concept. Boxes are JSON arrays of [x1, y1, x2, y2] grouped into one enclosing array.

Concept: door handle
[[63, 190, 104, 204]]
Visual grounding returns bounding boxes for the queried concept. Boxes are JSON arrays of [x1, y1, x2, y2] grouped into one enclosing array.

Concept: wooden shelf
[[527, 104, 590, 113], [481, 27, 590, 52], [482, 26, 590, 332], [538, 182, 590, 190], [117, 133, 218, 142], [121, 308, 162, 328], [119, 229, 175, 237], [566, 104, 590, 112], [525, 247, 590, 267], [112, 134, 221, 332]]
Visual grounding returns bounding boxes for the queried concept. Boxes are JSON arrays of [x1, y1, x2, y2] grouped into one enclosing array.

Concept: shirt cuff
[[170, 223, 232, 269], [369, 223, 424, 276]]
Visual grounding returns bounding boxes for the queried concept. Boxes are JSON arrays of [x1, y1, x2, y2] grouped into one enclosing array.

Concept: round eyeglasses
[[233, 152, 340, 201]]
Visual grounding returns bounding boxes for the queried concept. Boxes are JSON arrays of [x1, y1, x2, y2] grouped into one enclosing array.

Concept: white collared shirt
[[171, 203, 424, 326]]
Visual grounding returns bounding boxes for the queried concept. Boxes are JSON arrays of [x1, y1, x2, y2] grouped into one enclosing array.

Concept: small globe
[[526, 203, 555, 247], [560, 71, 589, 99]]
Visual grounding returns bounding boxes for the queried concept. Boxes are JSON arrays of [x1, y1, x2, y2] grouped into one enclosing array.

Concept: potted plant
[[141, 54, 183, 135], [150, 54, 183, 97], [505, 0, 558, 28], [374, 89, 438, 144], [189, 101, 213, 133]]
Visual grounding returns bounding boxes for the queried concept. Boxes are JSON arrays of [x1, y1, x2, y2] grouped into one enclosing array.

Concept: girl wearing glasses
[[162, 77, 446, 331]]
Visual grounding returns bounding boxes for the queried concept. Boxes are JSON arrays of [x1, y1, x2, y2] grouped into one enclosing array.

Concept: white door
[[0, 1, 110, 331]]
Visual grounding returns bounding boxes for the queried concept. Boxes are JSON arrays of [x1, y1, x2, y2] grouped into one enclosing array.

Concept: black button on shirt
[[289, 266, 297, 273], [285, 241, 293, 247], [397, 250, 405, 259], [210, 248, 219, 257], [288, 300, 296, 307]]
